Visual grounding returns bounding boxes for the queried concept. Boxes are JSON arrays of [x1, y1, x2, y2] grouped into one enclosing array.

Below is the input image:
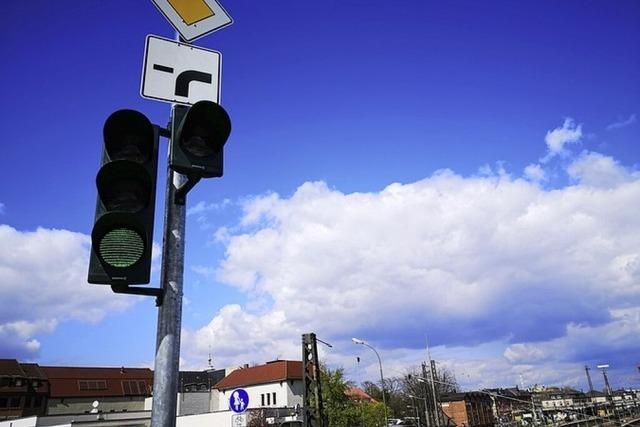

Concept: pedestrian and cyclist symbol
[[229, 388, 249, 414]]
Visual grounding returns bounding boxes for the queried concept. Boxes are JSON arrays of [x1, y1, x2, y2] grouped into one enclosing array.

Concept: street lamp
[[408, 394, 425, 427], [352, 338, 389, 427], [416, 377, 440, 427]]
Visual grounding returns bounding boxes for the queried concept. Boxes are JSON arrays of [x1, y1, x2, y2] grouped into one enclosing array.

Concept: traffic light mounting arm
[[112, 283, 164, 306]]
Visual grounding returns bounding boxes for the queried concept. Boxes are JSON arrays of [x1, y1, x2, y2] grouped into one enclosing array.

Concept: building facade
[[0, 360, 49, 421], [41, 365, 153, 415], [213, 360, 304, 424], [440, 392, 495, 427]]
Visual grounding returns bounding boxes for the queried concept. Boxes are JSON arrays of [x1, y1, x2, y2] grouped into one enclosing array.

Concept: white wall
[[217, 380, 303, 411], [0, 417, 40, 427]]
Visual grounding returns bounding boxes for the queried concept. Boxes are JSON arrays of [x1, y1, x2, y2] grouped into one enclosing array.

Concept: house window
[[0, 397, 8, 407], [79, 380, 107, 391], [24, 396, 32, 408], [272, 392, 276, 406], [122, 380, 141, 395], [9, 397, 21, 408], [261, 394, 265, 406], [267, 393, 271, 405], [0, 378, 9, 387]]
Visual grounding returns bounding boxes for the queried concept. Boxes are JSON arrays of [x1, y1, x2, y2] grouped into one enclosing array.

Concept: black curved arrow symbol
[[175, 70, 212, 97]]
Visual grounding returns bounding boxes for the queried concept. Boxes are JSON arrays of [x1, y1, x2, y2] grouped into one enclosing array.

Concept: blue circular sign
[[229, 388, 249, 413]]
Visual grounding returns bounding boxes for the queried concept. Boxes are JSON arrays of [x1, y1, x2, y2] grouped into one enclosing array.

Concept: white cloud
[[606, 114, 637, 131], [523, 163, 546, 183], [542, 118, 583, 162], [184, 158, 640, 386], [0, 225, 132, 357], [567, 151, 638, 188]]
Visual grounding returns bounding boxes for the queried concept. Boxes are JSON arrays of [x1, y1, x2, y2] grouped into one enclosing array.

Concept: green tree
[[320, 365, 357, 426]]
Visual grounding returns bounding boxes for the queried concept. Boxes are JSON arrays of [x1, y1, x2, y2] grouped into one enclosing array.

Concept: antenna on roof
[[207, 345, 213, 370]]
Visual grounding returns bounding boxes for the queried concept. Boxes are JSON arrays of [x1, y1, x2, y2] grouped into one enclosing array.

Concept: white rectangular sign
[[231, 414, 246, 427], [140, 35, 221, 105], [150, 0, 232, 42]]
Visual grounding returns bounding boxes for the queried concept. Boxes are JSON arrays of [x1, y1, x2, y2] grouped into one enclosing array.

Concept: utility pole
[[302, 333, 325, 427], [426, 338, 440, 427], [421, 362, 432, 427], [150, 105, 188, 427], [585, 365, 594, 393]]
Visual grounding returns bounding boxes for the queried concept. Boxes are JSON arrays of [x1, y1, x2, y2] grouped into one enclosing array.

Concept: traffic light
[[88, 109, 159, 285], [170, 100, 231, 178]]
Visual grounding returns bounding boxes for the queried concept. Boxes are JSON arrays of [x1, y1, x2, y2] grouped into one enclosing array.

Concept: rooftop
[[214, 360, 302, 390]]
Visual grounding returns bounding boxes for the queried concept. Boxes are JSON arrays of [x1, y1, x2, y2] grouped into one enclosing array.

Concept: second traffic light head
[[171, 101, 231, 178]]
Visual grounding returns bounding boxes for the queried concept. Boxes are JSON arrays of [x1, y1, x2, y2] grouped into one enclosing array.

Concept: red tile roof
[[0, 359, 24, 376], [41, 366, 153, 398], [214, 360, 302, 390], [346, 387, 376, 402]]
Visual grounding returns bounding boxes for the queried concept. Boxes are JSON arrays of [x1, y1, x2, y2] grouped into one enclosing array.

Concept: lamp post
[[408, 394, 426, 427], [408, 402, 421, 427], [352, 338, 389, 427], [417, 377, 440, 427]]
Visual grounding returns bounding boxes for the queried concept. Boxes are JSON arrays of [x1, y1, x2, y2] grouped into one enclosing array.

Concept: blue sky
[[1, 0, 639, 391]]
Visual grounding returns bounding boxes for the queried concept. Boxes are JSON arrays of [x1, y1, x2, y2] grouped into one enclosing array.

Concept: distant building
[[484, 387, 532, 424], [0, 359, 49, 421], [439, 392, 495, 427], [177, 368, 226, 416], [213, 360, 303, 423], [346, 386, 376, 403], [41, 365, 153, 415]]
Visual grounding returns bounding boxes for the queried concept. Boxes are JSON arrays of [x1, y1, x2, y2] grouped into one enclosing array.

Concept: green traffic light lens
[[98, 228, 145, 268]]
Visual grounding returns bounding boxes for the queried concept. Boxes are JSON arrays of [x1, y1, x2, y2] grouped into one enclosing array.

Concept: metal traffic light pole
[[150, 104, 189, 427]]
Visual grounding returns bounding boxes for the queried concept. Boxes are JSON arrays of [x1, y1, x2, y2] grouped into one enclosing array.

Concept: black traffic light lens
[[98, 228, 145, 268], [104, 110, 154, 163], [181, 130, 215, 158], [178, 101, 231, 158], [96, 161, 152, 213], [102, 179, 148, 212]]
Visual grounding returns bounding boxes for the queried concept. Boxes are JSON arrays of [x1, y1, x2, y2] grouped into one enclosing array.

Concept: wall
[[177, 392, 210, 416], [217, 381, 301, 411], [46, 396, 147, 415], [441, 401, 469, 426]]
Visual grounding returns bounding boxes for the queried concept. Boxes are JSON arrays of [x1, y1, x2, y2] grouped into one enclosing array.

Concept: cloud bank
[[183, 120, 640, 387], [0, 225, 131, 358]]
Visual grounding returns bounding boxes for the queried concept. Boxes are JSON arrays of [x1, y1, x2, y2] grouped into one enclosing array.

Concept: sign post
[[145, 3, 233, 426], [150, 104, 189, 427]]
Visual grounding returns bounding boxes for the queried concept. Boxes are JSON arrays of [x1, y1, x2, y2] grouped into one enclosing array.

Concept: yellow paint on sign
[[168, 0, 215, 25]]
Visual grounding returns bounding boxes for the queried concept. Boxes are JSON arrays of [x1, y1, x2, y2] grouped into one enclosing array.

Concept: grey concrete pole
[[150, 105, 188, 427]]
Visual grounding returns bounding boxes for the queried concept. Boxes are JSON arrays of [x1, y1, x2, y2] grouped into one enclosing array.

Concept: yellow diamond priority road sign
[[150, 0, 232, 42]]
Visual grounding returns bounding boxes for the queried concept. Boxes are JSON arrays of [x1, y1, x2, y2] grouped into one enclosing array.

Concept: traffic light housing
[[170, 101, 231, 178], [88, 110, 159, 285]]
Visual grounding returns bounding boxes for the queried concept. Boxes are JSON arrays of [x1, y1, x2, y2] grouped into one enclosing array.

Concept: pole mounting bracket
[[111, 284, 165, 306], [174, 174, 201, 205]]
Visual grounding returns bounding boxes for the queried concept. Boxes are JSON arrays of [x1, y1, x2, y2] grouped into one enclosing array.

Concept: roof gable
[[214, 360, 302, 390]]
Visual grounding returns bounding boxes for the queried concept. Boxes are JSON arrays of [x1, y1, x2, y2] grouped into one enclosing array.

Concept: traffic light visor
[[104, 110, 155, 163], [179, 101, 231, 158]]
